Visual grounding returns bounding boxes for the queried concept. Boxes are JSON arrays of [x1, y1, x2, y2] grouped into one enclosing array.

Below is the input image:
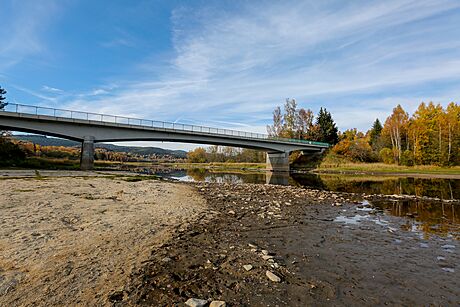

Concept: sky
[[1, 0, 460, 150]]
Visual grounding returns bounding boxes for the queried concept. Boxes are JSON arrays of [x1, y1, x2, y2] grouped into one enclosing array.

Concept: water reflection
[[158, 168, 460, 200], [371, 200, 459, 240], [129, 166, 460, 240]]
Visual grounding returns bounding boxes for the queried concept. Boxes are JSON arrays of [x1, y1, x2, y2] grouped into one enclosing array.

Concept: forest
[[266, 99, 459, 166]]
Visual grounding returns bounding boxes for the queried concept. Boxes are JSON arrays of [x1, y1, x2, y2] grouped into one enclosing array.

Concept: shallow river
[[153, 168, 459, 241]]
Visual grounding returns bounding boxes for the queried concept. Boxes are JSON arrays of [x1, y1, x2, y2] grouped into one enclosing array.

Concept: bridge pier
[[80, 136, 95, 171], [266, 152, 290, 172]]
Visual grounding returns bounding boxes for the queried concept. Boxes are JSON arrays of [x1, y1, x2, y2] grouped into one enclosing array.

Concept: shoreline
[[311, 169, 460, 179], [122, 181, 459, 306], [0, 173, 459, 306]]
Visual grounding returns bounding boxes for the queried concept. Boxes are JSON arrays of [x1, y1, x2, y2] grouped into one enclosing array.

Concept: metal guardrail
[[1, 103, 330, 147]]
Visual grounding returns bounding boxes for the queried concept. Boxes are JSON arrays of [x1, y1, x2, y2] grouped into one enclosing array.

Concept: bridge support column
[[80, 136, 95, 171], [266, 152, 289, 172]]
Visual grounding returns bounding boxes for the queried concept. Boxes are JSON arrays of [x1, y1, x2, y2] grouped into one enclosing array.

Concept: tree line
[[267, 99, 459, 166], [187, 146, 265, 163]]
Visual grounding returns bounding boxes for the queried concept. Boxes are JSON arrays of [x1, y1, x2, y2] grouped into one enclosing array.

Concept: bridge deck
[[0, 103, 329, 149]]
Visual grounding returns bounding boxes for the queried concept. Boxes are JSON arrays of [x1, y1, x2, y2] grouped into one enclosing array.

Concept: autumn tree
[[267, 106, 283, 137], [382, 105, 409, 164], [267, 98, 315, 140], [187, 147, 207, 163]]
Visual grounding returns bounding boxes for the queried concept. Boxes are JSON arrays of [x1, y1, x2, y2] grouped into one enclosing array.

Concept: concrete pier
[[80, 136, 95, 170], [266, 152, 290, 172]]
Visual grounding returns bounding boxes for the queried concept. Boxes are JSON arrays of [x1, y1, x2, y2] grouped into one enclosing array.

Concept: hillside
[[13, 135, 187, 158]]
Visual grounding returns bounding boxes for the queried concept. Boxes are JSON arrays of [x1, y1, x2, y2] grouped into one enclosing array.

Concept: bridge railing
[[1, 103, 329, 147]]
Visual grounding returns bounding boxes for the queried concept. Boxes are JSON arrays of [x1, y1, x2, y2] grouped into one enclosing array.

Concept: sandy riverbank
[[0, 174, 459, 306], [0, 176, 206, 306]]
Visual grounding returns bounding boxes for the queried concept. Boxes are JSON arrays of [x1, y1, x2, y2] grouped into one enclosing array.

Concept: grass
[[121, 175, 161, 182], [160, 162, 266, 171], [313, 154, 460, 175]]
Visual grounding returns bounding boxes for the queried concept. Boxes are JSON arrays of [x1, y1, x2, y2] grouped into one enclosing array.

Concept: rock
[[266, 270, 281, 282], [262, 255, 274, 261], [210, 301, 227, 307], [161, 257, 172, 262], [261, 249, 269, 255], [248, 243, 258, 248], [228, 210, 236, 215], [243, 264, 253, 271], [185, 298, 208, 307]]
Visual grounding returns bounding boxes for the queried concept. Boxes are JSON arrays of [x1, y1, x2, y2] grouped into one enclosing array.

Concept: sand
[[0, 176, 206, 306]]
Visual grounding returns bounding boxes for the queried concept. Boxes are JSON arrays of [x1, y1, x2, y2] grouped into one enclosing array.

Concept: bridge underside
[[0, 112, 326, 172]]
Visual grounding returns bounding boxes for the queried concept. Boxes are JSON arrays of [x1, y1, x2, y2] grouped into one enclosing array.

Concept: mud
[[122, 182, 459, 306]]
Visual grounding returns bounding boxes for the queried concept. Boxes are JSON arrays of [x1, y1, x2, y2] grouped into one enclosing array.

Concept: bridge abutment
[[80, 136, 95, 170], [266, 152, 290, 172]]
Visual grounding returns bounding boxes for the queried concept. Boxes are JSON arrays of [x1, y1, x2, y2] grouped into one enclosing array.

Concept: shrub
[[400, 150, 414, 166], [379, 148, 394, 164]]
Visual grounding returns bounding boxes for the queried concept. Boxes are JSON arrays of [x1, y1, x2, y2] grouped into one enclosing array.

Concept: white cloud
[[0, 0, 60, 71], [22, 0, 460, 137]]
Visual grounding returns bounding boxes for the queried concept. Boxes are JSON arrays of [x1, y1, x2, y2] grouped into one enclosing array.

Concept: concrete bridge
[[0, 103, 329, 171]]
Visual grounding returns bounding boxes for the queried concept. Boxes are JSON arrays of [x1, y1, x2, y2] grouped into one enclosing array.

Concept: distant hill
[[13, 135, 187, 158]]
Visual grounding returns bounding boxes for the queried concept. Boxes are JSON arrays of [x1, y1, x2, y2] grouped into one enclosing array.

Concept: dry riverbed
[[0, 176, 206, 306], [1, 174, 459, 306]]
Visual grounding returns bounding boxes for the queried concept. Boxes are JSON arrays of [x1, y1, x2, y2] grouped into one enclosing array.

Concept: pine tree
[[0, 86, 8, 110], [369, 118, 383, 148], [315, 107, 339, 145]]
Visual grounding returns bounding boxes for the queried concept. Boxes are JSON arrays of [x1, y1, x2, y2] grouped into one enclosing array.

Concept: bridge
[[0, 103, 329, 172]]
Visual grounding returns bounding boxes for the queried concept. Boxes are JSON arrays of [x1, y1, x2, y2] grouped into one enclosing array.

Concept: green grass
[[313, 154, 460, 175], [160, 162, 266, 171]]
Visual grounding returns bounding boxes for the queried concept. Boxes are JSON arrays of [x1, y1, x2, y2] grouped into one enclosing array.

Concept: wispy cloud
[[42, 85, 64, 93], [0, 0, 61, 71], [8, 0, 460, 137]]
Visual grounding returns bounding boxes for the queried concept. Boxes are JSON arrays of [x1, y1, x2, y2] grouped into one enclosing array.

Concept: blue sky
[[1, 0, 460, 149]]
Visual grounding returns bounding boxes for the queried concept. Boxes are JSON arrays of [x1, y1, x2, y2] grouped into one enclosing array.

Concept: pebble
[[185, 298, 208, 307], [243, 264, 253, 271], [266, 270, 281, 282], [228, 210, 235, 215], [161, 257, 172, 262], [262, 255, 274, 261], [261, 249, 269, 255], [210, 301, 227, 307]]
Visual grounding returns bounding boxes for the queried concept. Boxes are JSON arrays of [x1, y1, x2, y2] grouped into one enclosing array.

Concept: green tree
[[0, 86, 7, 110], [368, 118, 383, 149], [315, 107, 338, 145]]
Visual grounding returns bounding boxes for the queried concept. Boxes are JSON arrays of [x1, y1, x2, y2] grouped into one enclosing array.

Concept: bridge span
[[0, 104, 329, 171]]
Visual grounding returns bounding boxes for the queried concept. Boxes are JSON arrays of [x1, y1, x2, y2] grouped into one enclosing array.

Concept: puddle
[[337, 200, 460, 240]]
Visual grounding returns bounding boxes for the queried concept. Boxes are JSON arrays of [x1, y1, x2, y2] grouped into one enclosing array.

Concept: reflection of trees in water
[[374, 200, 459, 239], [186, 168, 265, 184], [294, 174, 460, 200]]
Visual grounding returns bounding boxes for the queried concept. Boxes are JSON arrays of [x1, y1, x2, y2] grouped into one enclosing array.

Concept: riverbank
[[312, 161, 460, 178], [0, 176, 206, 306], [1, 174, 458, 306], [122, 182, 459, 306]]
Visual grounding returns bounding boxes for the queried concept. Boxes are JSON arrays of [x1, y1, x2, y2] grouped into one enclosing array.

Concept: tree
[[187, 147, 207, 163], [297, 108, 314, 139], [315, 107, 339, 145], [0, 86, 7, 110], [368, 118, 383, 149], [267, 106, 283, 137], [282, 98, 297, 138], [382, 104, 409, 164]]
